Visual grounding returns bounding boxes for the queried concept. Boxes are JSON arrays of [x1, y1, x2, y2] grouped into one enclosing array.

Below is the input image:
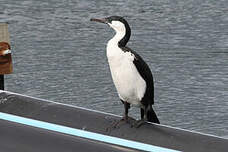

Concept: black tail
[[146, 105, 160, 124]]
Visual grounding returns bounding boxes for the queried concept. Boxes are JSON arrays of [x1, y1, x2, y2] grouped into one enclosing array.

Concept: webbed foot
[[106, 116, 136, 132], [132, 119, 147, 128]]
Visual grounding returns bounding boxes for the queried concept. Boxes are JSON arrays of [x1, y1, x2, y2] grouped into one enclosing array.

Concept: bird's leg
[[133, 106, 147, 128], [140, 107, 144, 120], [106, 101, 135, 131], [122, 101, 130, 122], [114, 101, 131, 125]]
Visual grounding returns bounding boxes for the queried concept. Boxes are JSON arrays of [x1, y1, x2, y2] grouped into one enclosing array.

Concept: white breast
[[106, 41, 146, 106]]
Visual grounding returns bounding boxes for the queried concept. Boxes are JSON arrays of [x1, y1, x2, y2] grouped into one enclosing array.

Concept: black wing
[[121, 46, 154, 105]]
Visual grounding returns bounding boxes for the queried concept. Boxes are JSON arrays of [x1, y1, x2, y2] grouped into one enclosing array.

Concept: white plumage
[[106, 21, 146, 107]]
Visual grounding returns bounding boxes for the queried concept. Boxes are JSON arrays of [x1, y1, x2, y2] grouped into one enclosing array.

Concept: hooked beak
[[90, 18, 108, 24]]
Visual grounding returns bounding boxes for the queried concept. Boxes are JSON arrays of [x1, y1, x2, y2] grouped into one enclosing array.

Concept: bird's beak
[[90, 18, 108, 24]]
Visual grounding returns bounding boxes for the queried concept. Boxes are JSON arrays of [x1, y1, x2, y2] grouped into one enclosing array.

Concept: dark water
[[0, 0, 228, 137]]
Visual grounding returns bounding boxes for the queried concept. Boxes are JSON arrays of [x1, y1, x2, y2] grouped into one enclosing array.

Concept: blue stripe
[[0, 112, 181, 152]]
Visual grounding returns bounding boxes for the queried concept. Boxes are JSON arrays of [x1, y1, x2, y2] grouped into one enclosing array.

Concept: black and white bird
[[91, 16, 160, 125]]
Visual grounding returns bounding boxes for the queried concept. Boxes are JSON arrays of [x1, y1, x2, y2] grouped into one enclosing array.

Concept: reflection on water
[[0, 0, 228, 137]]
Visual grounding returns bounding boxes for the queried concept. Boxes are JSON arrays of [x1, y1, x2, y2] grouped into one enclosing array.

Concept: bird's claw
[[132, 119, 147, 128], [105, 116, 136, 132]]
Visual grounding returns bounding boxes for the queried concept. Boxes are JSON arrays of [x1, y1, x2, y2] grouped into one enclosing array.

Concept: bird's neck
[[108, 30, 126, 48], [107, 28, 131, 59], [107, 31, 126, 59]]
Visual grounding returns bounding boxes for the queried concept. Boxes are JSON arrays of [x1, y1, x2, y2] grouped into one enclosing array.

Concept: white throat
[[106, 21, 127, 61], [107, 21, 126, 46], [109, 30, 125, 45], [106, 31, 125, 59]]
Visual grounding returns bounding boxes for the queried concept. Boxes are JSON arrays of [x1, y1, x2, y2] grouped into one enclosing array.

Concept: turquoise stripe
[[0, 112, 181, 152]]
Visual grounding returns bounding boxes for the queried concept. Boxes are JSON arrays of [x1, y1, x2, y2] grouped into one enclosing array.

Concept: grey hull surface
[[0, 91, 227, 152], [0, 119, 136, 152]]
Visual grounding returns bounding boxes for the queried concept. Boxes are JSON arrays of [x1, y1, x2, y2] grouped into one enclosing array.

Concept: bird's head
[[0, 42, 11, 56], [90, 16, 131, 47]]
